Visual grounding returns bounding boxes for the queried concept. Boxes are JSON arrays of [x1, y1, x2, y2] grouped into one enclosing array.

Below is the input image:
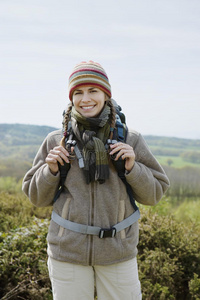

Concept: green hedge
[[138, 211, 200, 299], [0, 192, 200, 299], [0, 218, 52, 300]]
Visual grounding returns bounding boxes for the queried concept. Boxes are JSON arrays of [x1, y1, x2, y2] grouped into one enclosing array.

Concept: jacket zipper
[[89, 182, 94, 265]]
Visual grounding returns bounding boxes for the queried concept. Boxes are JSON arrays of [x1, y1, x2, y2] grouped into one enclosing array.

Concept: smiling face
[[72, 86, 107, 118]]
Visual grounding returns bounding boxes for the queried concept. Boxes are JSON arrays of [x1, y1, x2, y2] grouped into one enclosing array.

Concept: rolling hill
[[0, 123, 200, 179]]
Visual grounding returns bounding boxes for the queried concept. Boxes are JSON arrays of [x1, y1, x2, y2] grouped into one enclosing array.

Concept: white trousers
[[48, 256, 142, 300]]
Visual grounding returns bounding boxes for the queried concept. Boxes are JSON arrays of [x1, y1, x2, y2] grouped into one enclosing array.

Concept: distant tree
[[166, 158, 173, 166], [181, 151, 200, 164], [163, 166, 200, 198]]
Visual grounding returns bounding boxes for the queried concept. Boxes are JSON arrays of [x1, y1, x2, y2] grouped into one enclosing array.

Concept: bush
[[0, 191, 52, 232], [138, 210, 200, 299], [0, 177, 22, 194], [0, 160, 32, 180], [0, 192, 200, 299], [189, 273, 200, 300], [0, 191, 52, 299], [0, 218, 52, 300]]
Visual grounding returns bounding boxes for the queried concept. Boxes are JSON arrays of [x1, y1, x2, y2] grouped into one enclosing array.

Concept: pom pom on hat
[[68, 60, 112, 101]]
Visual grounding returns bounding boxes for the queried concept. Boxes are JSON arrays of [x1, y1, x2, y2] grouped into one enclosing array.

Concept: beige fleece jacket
[[22, 129, 170, 266]]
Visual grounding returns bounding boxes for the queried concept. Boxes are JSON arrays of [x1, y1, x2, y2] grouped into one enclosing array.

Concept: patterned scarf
[[70, 105, 111, 184]]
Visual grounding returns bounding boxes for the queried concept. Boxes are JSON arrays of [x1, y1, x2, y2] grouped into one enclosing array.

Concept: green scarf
[[71, 105, 111, 184]]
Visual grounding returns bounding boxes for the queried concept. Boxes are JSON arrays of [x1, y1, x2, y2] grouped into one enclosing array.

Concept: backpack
[[52, 101, 140, 238]]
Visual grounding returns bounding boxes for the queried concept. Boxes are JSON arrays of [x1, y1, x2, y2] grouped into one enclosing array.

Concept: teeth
[[82, 106, 94, 110]]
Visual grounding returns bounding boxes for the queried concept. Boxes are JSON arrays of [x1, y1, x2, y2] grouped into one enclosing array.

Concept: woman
[[22, 61, 170, 300]]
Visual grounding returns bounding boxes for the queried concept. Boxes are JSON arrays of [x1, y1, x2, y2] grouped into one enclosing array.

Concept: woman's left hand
[[109, 142, 135, 172]]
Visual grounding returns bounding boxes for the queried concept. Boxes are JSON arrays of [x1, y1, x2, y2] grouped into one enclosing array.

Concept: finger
[[121, 151, 135, 160], [114, 149, 127, 160], [109, 144, 129, 155], [115, 149, 135, 161], [109, 142, 124, 149], [109, 143, 124, 154], [49, 150, 70, 164], [49, 149, 70, 164], [46, 153, 65, 165], [53, 146, 70, 157]]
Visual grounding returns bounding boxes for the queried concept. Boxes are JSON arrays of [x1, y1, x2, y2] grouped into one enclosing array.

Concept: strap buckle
[[99, 227, 116, 238]]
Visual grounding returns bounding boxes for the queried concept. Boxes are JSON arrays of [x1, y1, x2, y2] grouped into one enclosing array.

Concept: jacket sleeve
[[125, 131, 170, 206], [22, 131, 61, 207]]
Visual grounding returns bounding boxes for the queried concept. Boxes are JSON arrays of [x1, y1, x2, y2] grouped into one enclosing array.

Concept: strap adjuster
[[99, 227, 116, 238]]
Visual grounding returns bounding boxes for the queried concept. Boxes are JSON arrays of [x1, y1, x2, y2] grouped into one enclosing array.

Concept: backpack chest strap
[[51, 209, 140, 239]]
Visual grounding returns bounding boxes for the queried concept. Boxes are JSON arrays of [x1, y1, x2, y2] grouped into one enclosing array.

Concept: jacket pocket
[[58, 197, 72, 237]]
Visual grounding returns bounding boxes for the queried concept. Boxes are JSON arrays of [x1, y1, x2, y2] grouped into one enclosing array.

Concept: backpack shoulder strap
[[53, 161, 71, 203], [53, 127, 73, 203], [109, 105, 139, 212]]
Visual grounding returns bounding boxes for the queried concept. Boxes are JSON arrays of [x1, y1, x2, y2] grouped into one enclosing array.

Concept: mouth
[[81, 105, 96, 110]]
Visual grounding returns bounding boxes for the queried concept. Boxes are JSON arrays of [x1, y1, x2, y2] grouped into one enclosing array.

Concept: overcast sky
[[0, 0, 200, 139]]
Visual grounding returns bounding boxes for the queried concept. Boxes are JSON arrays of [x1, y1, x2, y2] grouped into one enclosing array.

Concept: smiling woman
[[22, 60, 170, 300], [72, 86, 106, 117]]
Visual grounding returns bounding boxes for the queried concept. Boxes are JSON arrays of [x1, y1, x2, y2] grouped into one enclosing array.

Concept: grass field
[[155, 155, 200, 168]]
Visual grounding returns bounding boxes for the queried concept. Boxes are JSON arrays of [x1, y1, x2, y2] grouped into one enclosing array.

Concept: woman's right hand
[[45, 146, 70, 175]]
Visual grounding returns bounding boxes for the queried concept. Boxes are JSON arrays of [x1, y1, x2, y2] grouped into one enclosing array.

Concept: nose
[[81, 91, 91, 102]]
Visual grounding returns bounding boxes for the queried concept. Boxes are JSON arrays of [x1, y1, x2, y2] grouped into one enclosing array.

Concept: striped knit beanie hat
[[68, 61, 112, 101]]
